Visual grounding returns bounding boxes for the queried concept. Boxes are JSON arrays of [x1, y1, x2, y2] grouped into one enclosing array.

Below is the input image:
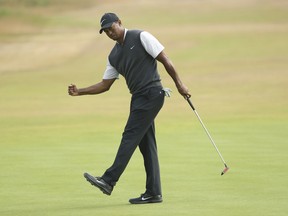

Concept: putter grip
[[187, 98, 196, 110]]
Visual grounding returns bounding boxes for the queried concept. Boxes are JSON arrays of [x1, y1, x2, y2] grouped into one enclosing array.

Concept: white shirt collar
[[117, 28, 128, 44], [123, 28, 128, 40]]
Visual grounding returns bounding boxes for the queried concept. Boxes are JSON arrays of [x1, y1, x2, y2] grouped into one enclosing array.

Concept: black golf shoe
[[129, 193, 163, 204], [83, 172, 113, 195]]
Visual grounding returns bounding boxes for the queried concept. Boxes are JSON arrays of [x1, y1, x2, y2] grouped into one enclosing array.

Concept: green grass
[[0, 1, 288, 216]]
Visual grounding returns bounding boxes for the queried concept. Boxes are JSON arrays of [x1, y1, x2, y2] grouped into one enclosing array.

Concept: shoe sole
[[83, 173, 111, 195], [129, 199, 163, 204]]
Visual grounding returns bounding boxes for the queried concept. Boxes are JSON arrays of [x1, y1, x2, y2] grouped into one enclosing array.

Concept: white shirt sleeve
[[102, 58, 119, 79], [140, 31, 165, 58]]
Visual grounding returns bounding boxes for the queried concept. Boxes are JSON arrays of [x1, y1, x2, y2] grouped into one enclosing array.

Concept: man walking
[[68, 13, 190, 204]]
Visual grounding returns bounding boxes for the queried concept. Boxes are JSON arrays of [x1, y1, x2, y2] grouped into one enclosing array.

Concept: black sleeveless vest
[[108, 30, 162, 94]]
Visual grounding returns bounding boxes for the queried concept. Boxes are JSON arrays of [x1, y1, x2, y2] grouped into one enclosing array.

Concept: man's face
[[103, 21, 123, 41]]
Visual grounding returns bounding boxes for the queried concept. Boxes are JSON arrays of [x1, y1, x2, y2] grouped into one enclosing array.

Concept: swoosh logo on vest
[[130, 45, 135, 50]]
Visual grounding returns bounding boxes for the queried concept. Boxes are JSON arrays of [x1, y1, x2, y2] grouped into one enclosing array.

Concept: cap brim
[[99, 22, 114, 34]]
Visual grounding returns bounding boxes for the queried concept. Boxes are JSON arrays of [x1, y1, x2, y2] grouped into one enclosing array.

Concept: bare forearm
[[68, 79, 116, 96], [156, 51, 190, 98], [163, 61, 184, 88], [78, 82, 109, 95]]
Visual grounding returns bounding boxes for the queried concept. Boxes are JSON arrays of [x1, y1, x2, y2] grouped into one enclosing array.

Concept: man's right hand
[[68, 84, 79, 96]]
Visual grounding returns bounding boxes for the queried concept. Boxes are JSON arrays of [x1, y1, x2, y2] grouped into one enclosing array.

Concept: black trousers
[[102, 86, 165, 195]]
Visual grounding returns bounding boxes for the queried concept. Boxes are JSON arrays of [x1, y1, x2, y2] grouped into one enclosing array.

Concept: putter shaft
[[187, 98, 229, 175]]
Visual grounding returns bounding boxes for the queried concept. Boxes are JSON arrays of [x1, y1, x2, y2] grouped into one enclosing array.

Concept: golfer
[[68, 13, 190, 204]]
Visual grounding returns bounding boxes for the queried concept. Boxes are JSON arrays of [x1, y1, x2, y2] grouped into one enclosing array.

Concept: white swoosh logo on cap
[[100, 19, 106, 25]]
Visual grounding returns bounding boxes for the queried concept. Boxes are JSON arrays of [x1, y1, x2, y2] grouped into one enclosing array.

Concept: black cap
[[99, 13, 119, 34]]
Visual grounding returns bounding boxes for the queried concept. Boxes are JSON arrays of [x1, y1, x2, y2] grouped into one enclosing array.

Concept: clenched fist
[[68, 84, 79, 96]]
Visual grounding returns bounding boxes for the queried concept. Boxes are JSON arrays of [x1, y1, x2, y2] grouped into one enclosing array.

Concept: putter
[[186, 97, 229, 175]]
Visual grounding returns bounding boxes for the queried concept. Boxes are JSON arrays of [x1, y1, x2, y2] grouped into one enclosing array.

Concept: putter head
[[221, 164, 229, 176]]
